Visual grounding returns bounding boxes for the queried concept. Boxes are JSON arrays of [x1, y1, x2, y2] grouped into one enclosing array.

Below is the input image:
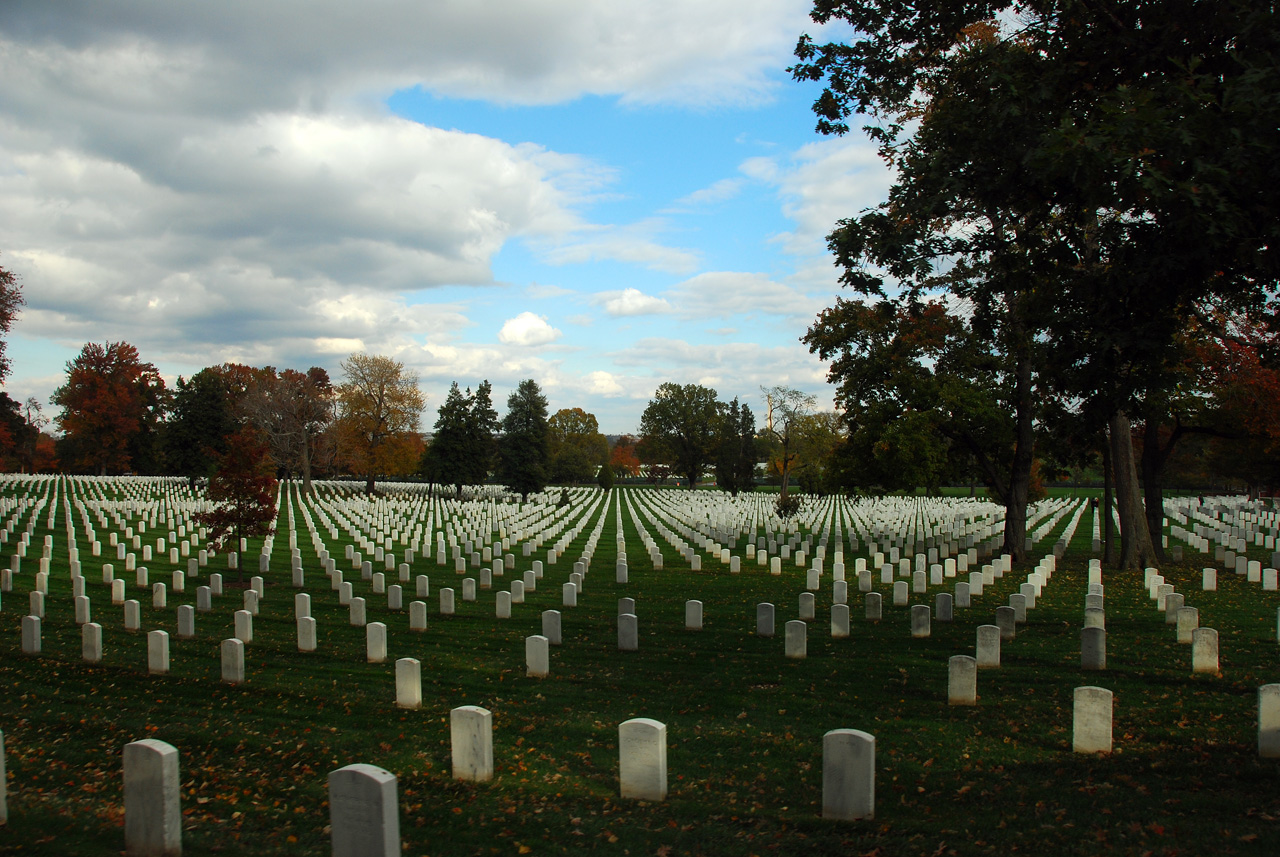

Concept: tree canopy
[[335, 353, 425, 494], [792, 0, 1280, 565], [548, 407, 607, 484], [426, 381, 498, 497], [52, 341, 167, 475], [497, 379, 550, 501], [638, 383, 721, 489]]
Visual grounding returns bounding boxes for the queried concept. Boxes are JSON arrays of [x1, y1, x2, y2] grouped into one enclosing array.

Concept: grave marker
[[329, 764, 400, 857], [822, 729, 874, 821], [785, 619, 807, 658], [976, 625, 1000, 669], [526, 635, 549, 678], [222, 638, 245, 684], [396, 658, 421, 709], [542, 610, 562, 645], [948, 655, 977, 705], [123, 739, 181, 857], [450, 706, 494, 782], [618, 718, 667, 802], [1073, 686, 1113, 753]]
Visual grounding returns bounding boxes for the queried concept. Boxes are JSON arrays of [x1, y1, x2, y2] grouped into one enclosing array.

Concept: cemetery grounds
[[0, 475, 1277, 856]]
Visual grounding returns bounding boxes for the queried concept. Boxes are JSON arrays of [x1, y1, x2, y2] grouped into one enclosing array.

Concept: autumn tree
[[638, 383, 720, 489], [335, 353, 425, 494], [548, 407, 608, 484], [496, 379, 550, 501], [0, 259, 23, 384], [53, 342, 167, 475], [193, 425, 278, 583], [609, 435, 642, 478], [759, 387, 816, 517], [241, 366, 333, 493], [0, 394, 34, 472]]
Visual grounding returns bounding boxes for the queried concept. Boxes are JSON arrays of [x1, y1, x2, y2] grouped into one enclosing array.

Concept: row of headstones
[[10, 716, 875, 856], [30, 683, 1280, 855]]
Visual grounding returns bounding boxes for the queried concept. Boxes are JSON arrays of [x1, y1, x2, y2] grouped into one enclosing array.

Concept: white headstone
[[822, 729, 874, 821], [147, 630, 169, 675], [395, 658, 421, 709], [366, 622, 387, 663], [785, 619, 807, 659], [329, 764, 400, 857], [948, 655, 977, 705], [450, 706, 494, 782], [1192, 627, 1219, 673], [82, 622, 103, 663], [976, 624, 1000, 669], [618, 718, 667, 802], [685, 600, 703, 631], [526, 635, 550, 678], [1073, 686, 1113, 753], [222, 638, 245, 684], [1260, 684, 1280, 759], [123, 739, 182, 857]]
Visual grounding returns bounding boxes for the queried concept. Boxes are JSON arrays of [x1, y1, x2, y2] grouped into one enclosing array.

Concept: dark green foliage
[[496, 379, 550, 501], [425, 381, 498, 496], [714, 397, 756, 496], [163, 369, 235, 485], [595, 459, 614, 491], [639, 383, 720, 488]]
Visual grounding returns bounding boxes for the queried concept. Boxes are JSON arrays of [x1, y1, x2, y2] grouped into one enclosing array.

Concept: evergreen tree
[[714, 398, 757, 496], [497, 379, 550, 501], [426, 381, 498, 497], [164, 368, 235, 488]]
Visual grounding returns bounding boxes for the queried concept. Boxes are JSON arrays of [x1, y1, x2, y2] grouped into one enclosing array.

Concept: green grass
[[1, 482, 1278, 856]]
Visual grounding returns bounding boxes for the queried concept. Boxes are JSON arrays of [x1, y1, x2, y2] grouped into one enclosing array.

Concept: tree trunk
[[1101, 435, 1116, 566], [1140, 419, 1167, 562], [365, 472, 376, 495], [301, 433, 313, 496], [1109, 410, 1157, 569], [1002, 341, 1034, 562]]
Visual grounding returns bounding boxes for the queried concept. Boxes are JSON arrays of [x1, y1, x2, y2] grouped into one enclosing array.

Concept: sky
[[0, 0, 892, 435]]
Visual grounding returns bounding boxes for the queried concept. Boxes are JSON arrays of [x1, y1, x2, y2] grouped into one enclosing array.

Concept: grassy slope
[[0, 482, 1277, 856]]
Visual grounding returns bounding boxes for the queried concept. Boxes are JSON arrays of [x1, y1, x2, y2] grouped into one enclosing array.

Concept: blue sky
[[0, 1, 890, 433]]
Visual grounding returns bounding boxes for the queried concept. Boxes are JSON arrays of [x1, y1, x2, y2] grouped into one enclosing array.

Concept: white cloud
[[0, 1, 809, 110], [664, 271, 825, 320], [747, 137, 893, 260], [538, 220, 699, 274], [498, 311, 561, 346], [597, 288, 672, 318], [527, 283, 573, 299], [668, 178, 744, 210]]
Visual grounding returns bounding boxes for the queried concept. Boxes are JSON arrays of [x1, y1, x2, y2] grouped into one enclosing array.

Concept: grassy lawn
[[1, 480, 1278, 856]]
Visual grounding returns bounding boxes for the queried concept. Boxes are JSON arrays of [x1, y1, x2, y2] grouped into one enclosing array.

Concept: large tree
[[164, 368, 236, 488], [792, 0, 1280, 566], [335, 353, 425, 494], [547, 407, 608, 484], [497, 379, 550, 501], [761, 386, 816, 517], [714, 397, 757, 497], [0, 259, 23, 384], [241, 366, 333, 493], [638, 383, 720, 489], [425, 381, 497, 497], [52, 341, 167, 475]]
